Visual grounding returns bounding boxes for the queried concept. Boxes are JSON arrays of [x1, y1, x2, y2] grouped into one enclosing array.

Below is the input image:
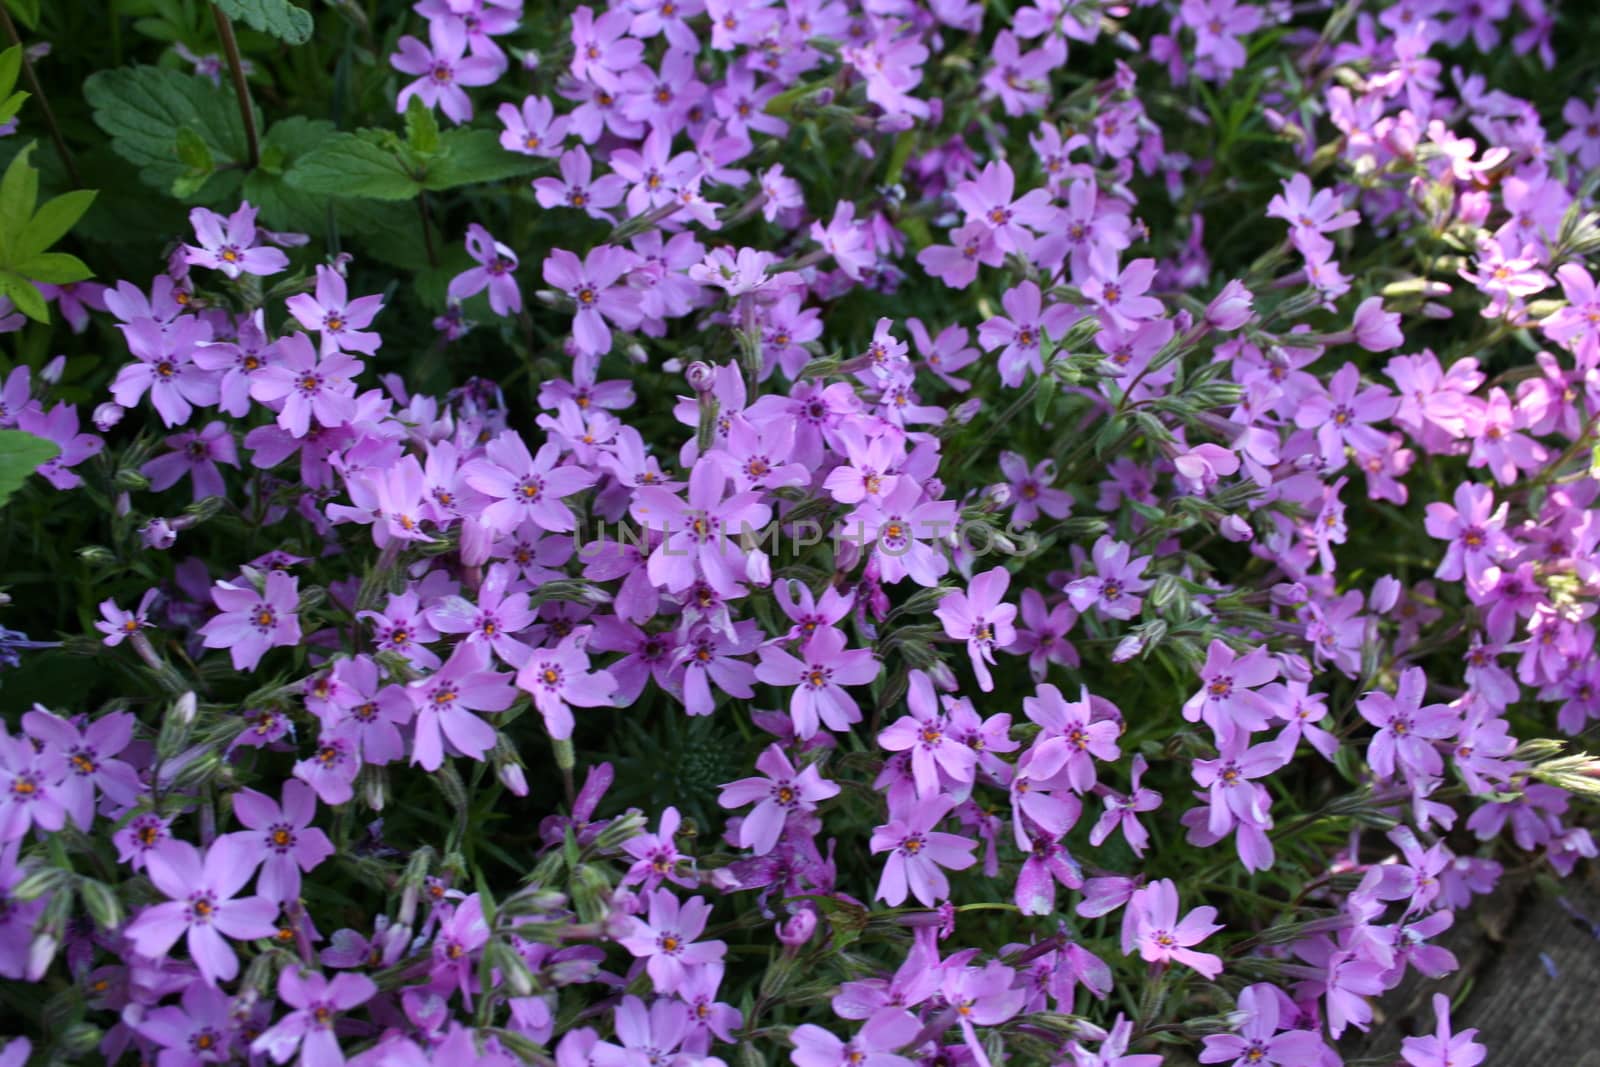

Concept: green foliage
[[284, 126, 539, 201], [1, 0, 39, 30], [82, 65, 256, 201], [0, 143, 96, 322], [211, 0, 314, 45], [0, 429, 59, 508], [0, 44, 29, 127]]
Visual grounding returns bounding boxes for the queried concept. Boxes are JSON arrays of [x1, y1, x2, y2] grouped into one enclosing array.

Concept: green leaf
[[16, 252, 93, 285], [0, 91, 27, 127], [284, 131, 421, 200], [17, 189, 96, 262], [1, 0, 39, 30], [212, 0, 314, 45], [0, 44, 21, 101], [174, 125, 214, 171], [0, 141, 38, 250], [0, 428, 56, 508], [0, 271, 46, 322], [422, 129, 540, 192], [405, 95, 440, 156], [83, 66, 253, 198]]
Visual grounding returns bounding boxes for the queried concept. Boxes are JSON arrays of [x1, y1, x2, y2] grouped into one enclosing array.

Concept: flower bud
[[113, 468, 150, 492], [1369, 575, 1402, 612], [686, 361, 715, 393], [1205, 279, 1254, 331], [140, 518, 176, 550], [40, 355, 65, 384], [77, 545, 116, 566], [92, 403, 126, 432], [777, 907, 817, 949], [1219, 514, 1253, 542]]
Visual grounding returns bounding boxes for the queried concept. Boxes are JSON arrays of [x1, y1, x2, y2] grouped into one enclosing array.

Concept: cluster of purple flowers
[[2, 0, 1598, 1064]]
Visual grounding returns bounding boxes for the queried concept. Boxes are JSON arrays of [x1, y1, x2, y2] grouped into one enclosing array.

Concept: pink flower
[[869, 796, 977, 907], [252, 969, 378, 1067], [123, 837, 279, 985], [533, 147, 628, 221], [94, 589, 159, 646], [1356, 666, 1459, 781], [408, 641, 517, 771], [1182, 640, 1278, 743], [183, 202, 288, 278], [934, 567, 1018, 692], [498, 95, 569, 158], [198, 572, 302, 672], [542, 246, 643, 357], [618, 889, 727, 995], [248, 333, 362, 438], [112, 315, 218, 427], [223, 780, 334, 903], [1081, 256, 1165, 332], [1400, 994, 1486, 1067], [1423, 482, 1511, 596], [755, 627, 879, 740], [391, 18, 500, 124], [448, 223, 522, 316], [514, 631, 617, 740], [1127, 878, 1224, 979], [286, 265, 385, 356], [463, 430, 599, 534], [1065, 536, 1153, 621], [978, 282, 1078, 387], [141, 420, 238, 501]]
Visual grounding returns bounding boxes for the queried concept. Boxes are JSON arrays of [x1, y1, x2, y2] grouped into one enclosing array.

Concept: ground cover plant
[[0, 0, 1598, 1063]]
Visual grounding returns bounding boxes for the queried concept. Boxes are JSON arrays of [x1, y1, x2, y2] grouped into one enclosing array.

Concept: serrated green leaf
[[405, 95, 440, 156], [0, 270, 46, 322], [284, 131, 420, 200], [174, 125, 213, 171], [83, 66, 253, 199], [0, 45, 21, 101], [212, 0, 314, 45], [14, 252, 92, 285], [16, 189, 96, 263], [0, 428, 56, 508], [422, 129, 540, 192]]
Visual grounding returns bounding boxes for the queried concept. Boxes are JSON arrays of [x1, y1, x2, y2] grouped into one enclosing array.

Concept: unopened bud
[[93, 403, 126, 432], [78, 878, 124, 930]]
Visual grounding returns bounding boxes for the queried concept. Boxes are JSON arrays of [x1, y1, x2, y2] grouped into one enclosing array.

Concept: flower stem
[[0, 3, 80, 187], [209, 3, 260, 170]]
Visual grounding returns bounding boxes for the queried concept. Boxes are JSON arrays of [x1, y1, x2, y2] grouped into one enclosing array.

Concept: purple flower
[[1356, 666, 1459, 782], [514, 631, 617, 740], [952, 161, 1056, 254], [718, 744, 840, 855], [934, 567, 1018, 692], [1400, 993, 1485, 1067], [1182, 640, 1278, 743], [198, 571, 302, 672], [1090, 754, 1162, 856], [225, 780, 335, 903], [632, 459, 772, 597], [569, 5, 643, 91], [1082, 256, 1164, 332], [124, 837, 280, 985], [250, 333, 362, 438], [112, 315, 218, 427], [184, 202, 288, 278], [391, 18, 500, 124], [286, 265, 385, 356], [464, 430, 598, 534], [1198, 983, 1327, 1066], [542, 246, 643, 358], [0, 726, 67, 843], [252, 968, 377, 1067], [498, 95, 569, 158], [1023, 682, 1119, 793], [1424, 482, 1512, 597], [15, 402, 103, 490], [534, 147, 627, 221], [870, 796, 977, 907], [94, 589, 159, 646], [1294, 362, 1397, 469], [448, 224, 521, 316], [19, 708, 140, 831], [127, 980, 237, 1065], [789, 1015, 918, 1067], [618, 889, 727, 996], [1128, 878, 1223, 979], [1065, 536, 1153, 621], [755, 628, 878, 740], [978, 282, 1078, 387], [141, 421, 239, 501], [409, 641, 517, 771], [877, 671, 978, 799]]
